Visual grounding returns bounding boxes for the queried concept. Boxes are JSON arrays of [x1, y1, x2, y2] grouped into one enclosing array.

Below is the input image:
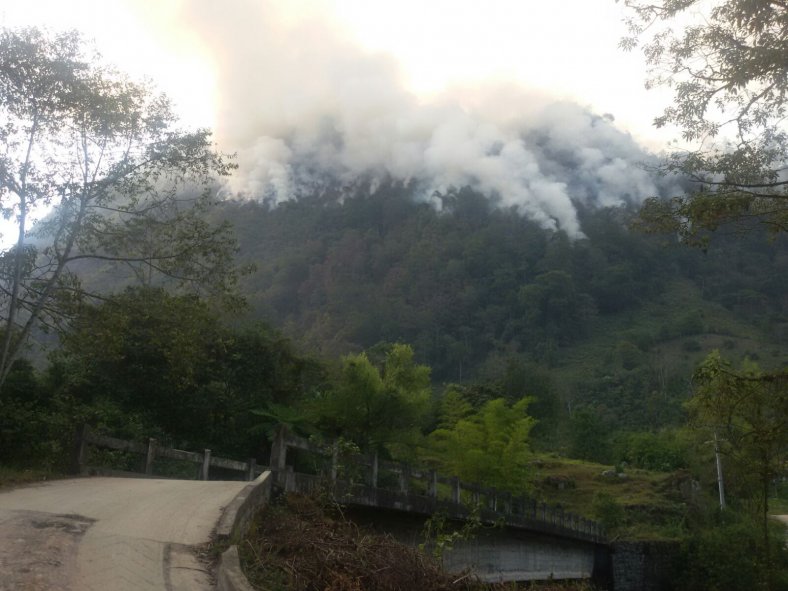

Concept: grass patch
[[769, 497, 788, 515], [532, 454, 687, 540], [0, 465, 61, 490]]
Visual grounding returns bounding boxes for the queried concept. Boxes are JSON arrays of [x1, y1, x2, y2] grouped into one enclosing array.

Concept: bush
[[592, 492, 624, 532], [675, 311, 705, 336], [676, 512, 788, 591], [618, 341, 645, 370], [567, 408, 611, 463], [615, 430, 689, 472]]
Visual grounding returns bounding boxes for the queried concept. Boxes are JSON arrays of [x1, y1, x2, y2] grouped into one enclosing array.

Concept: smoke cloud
[[151, 0, 671, 237]]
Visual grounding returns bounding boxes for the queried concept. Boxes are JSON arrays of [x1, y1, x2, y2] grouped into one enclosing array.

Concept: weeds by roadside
[[0, 465, 60, 490], [240, 492, 596, 591]]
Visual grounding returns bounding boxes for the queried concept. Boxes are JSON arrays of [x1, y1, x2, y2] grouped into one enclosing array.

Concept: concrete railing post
[[428, 470, 438, 499], [72, 425, 89, 475], [502, 492, 512, 515], [201, 449, 211, 481], [145, 438, 157, 475], [451, 477, 461, 505], [399, 465, 410, 496], [330, 440, 339, 484], [246, 458, 257, 481], [370, 452, 379, 488], [269, 425, 288, 472]]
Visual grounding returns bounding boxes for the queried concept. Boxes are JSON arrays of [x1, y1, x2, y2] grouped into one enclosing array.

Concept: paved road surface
[[775, 514, 788, 544], [0, 477, 247, 590]]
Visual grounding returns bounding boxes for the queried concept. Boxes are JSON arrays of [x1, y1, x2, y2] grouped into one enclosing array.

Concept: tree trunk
[[762, 461, 774, 591]]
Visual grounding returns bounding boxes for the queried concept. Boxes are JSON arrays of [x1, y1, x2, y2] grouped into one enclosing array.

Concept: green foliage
[[518, 270, 596, 344], [0, 27, 240, 391], [687, 351, 787, 584], [310, 343, 431, 453], [622, 0, 788, 241], [567, 408, 611, 463], [51, 286, 323, 458], [675, 511, 788, 591], [419, 506, 481, 560], [591, 492, 624, 533], [426, 397, 536, 492], [614, 430, 689, 472], [688, 351, 787, 503], [436, 385, 474, 430], [617, 340, 645, 370]]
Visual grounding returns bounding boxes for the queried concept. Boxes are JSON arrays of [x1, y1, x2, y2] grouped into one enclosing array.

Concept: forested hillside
[[217, 186, 787, 440], [2, 17, 787, 590]]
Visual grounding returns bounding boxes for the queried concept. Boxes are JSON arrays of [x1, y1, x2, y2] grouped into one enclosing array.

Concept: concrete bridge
[[58, 425, 671, 590], [268, 427, 612, 585]]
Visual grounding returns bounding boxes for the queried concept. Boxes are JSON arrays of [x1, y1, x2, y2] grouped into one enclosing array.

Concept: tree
[[0, 27, 239, 389], [620, 0, 788, 243], [53, 286, 324, 457], [311, 344, 431, 454], [688, 351, 787, 588], [567, 407, 612, 463], [426, 396, 536, 492]]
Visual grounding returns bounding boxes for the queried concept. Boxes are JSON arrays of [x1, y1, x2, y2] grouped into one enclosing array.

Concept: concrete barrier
[[216, 546, 256, 591], [215, 471, 272, 543], [215, 471, 273, 591]]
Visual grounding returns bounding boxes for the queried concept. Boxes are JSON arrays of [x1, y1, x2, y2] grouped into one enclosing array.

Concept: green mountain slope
[[212, 187, 786, 434]]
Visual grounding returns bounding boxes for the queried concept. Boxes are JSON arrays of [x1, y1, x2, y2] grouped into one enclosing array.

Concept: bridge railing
[[73, 425, 266, 481], [268, 426, 605, 543]]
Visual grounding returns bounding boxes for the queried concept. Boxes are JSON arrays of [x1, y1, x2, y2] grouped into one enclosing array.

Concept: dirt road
[[0, 477, 247, 590]]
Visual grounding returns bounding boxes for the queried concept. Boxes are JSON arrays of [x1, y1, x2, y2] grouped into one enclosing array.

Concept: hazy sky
[[1, 0, 682, 237], [1, 0, 672, 146]]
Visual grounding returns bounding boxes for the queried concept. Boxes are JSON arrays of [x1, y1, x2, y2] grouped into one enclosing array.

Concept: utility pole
[[714, 431, 726, 510]]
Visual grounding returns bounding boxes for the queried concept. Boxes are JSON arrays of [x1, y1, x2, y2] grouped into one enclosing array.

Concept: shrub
[[592, 492, 624, 532], [676, 512, 788, 591], [615, 430, 689, 472]]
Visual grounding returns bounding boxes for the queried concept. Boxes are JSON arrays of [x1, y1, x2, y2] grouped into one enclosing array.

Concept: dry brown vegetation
[[240, 493, 594, 591]]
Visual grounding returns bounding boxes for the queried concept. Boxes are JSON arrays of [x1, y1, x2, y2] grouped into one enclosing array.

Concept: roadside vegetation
[[0, 18, 786, 591], [0, 466, 56, 490], [241, 492, 594, 591]]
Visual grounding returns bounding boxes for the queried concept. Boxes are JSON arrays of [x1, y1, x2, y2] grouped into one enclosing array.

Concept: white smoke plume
[[145, 0, 670, 237]]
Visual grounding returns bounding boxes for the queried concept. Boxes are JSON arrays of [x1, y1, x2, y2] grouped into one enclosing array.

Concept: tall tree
[[54, 286, 324, 456], [426, 396, 537, 493], [688, 351, 787, 588], [311, 344, 431, 454], [0, 27, 238, 389], [621, 0, 788, 243]]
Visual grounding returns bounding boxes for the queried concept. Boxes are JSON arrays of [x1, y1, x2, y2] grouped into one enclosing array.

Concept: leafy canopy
[[53, 286, 323, 456], [427, 394, 536, 493], [621, 0, 788, 242], [687, 350, 787, 584], [0, 27, 239, 388], [311, 343, 431, 452]]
